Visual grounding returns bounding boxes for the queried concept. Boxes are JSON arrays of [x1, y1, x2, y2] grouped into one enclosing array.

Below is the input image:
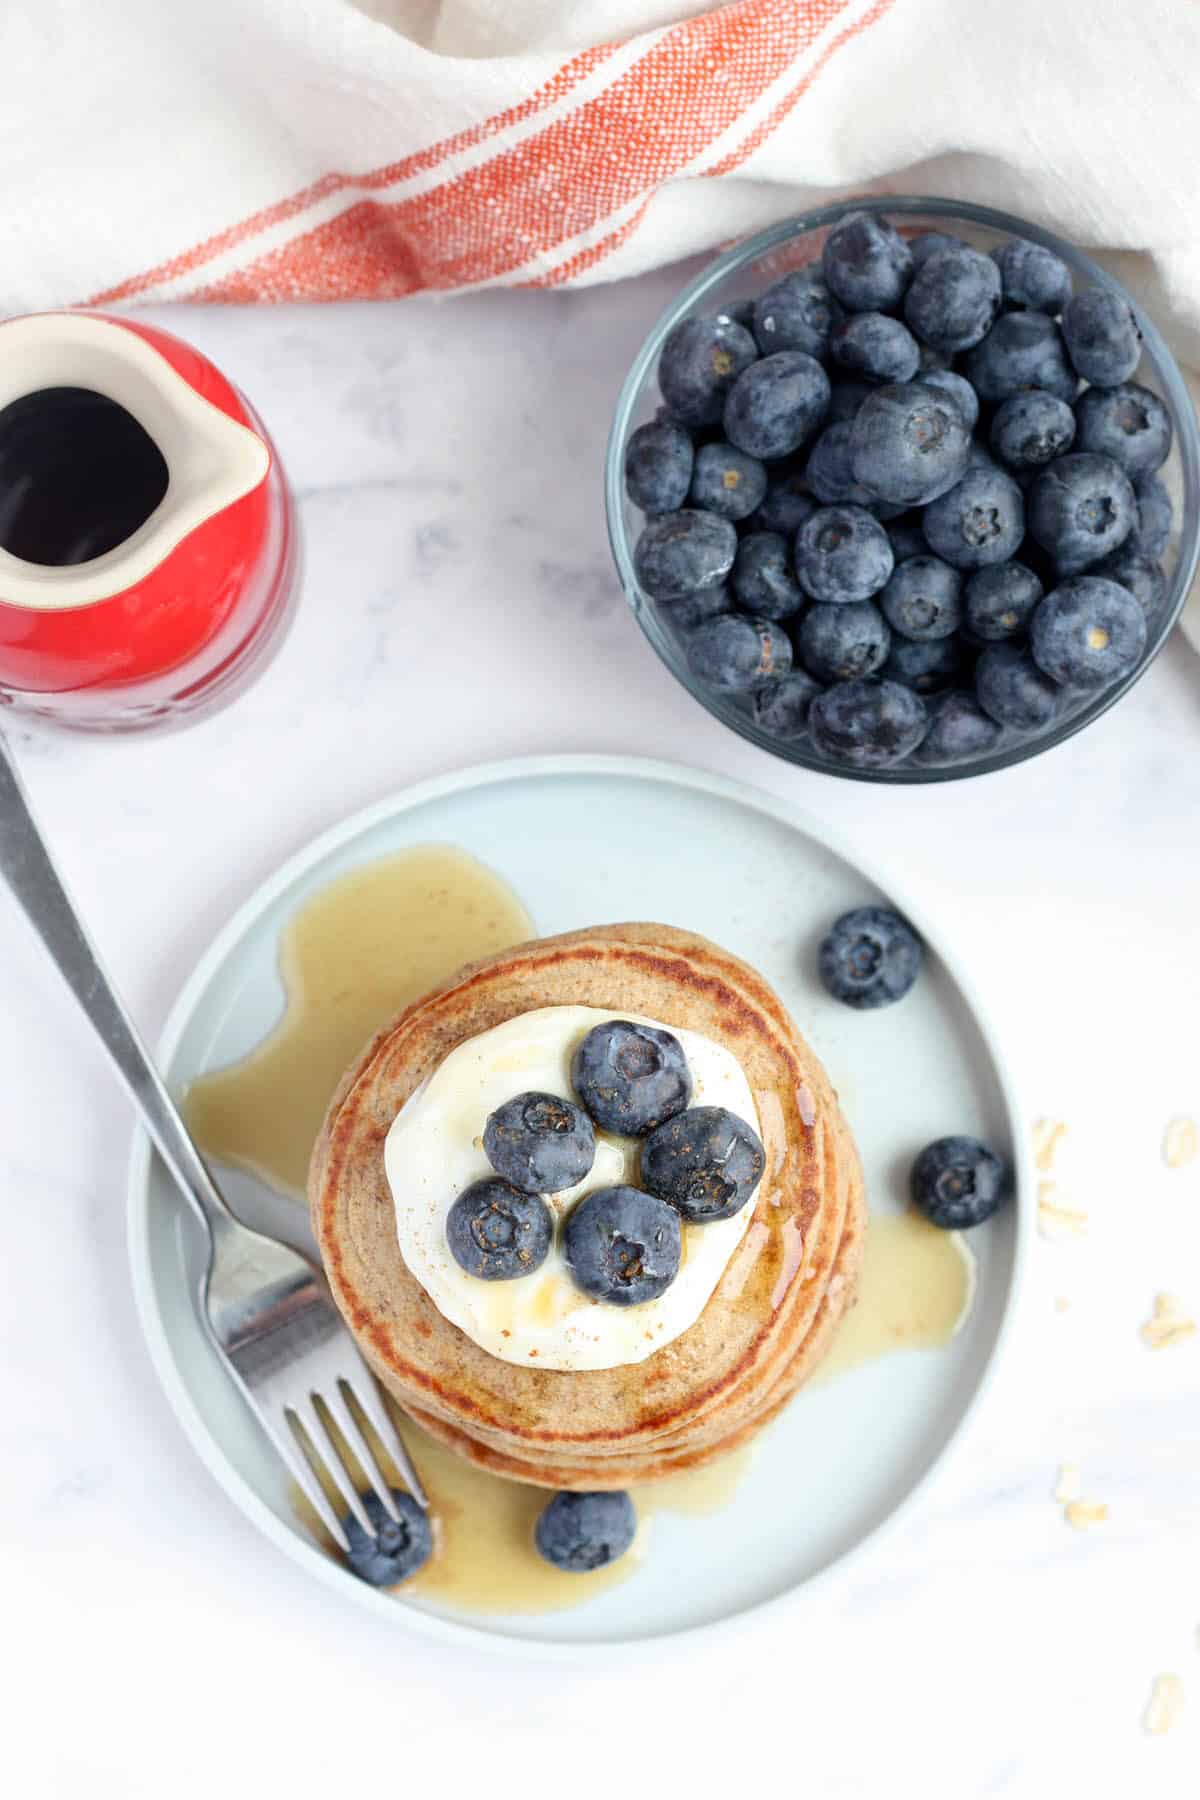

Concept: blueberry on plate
[[564, 1185, 682, 1305], [535, 1490, 637, 1572], [686, 612, 792, 690], [964, 312, 1077, 404], [917, 367, 980, 432], [805, 421, 876, 507], [886, 517, 930, 564], [1030, 575, 1147, 689], [752, 668, 823, 738], [989, 391, 1076, 469], [483, 1091, 595, 1195], [343, 1490, 432, 1587], [882, 633, 962, 695], [911, 1135, 1009, 1229], [733, 532, 806, 618], [909, 230, 968, 270], [903, 244, 1002, 353], [922, 466, 1025, 569], [879, 554, 962, 640], [624, 419, 694, 514], [1027, 452, 1135, 575], [751, 265, 844, 359], [1096, 545, 1166, 619], [446, 1178, 553, 1280], [808, 677, 929, 767], [749, 464, 817, 535], [633, 508, 737, 598], [795, 504, 894, 602], [849, 381, 971, 507], [821, 209, 913, 313], [828, 378, 874, 424], [911, 690, 1003, 765], [659, 583, 731, 632], [657, 312, 759, 427], [829, 312, 921, 384], [1132, 473, 1173, 559], [1062, 287, 1141, 387], [723, 352, 831, 461], [963, 562, 1044, 640], [798, 601, 890, 682], [990, 238, 1072, 315], [688, 440, 768, 521], [572, 1018, 691, 1136], [974, 643, 1062, 730], [641, 1106, 765, 1222], [1074, 382, 1172, 480], [819, 905, 922, 1008]]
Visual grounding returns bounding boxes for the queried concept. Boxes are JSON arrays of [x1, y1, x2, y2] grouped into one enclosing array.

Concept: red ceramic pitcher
[[0, 311, 296, 729]]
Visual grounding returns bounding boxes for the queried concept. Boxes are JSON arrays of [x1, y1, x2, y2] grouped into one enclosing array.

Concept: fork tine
[[344, 1373, 430, 1511], [255, 1404, 352, 1555], [321, 1384, 403, 1525], [290, 1399, 377, 1540]]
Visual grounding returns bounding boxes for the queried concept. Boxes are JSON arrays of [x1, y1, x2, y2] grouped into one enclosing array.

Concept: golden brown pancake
[[309, 923, 864, 1489]]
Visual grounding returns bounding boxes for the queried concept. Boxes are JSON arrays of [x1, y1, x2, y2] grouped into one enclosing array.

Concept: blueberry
[[657, 313, 759, 427], [446, 1178, 553, 1280], [1074, 382, 1172, 481], [659, 583, 730, 632], [805, 421, 875, 507], [821, 210, 913, 314], [534, 1490, 637, 1572], [922, 466, 1025, 569], [749, 465, 817, 535], [974, 643, 1063, 729], [819, 905, 922, 1008], [809, 677, 928, 767], [1027, 453, 1135, 574], [634, 509, 737, 598], [752, 669, 823, 738], [688, 441, 768, 521], [798, 601, 890, 682], [991, 238, 1072, 315], [1030, 575, 1147, 690], [904, 245, 1002, 353], [966, 438, 1004, 475], [572, 1019, 691, 1136], [1096, 545, 1166, 619], [878, 554, 962, 640], [343, 1490, 432, 1587], [1062, 287, 1141, 387], [918, 368, 980, 432], [964, 313, 1077, 404], [733, 531, 806, 618], [883, 633, 962, 695], [911, 1136, 1009, 1229], [795, 504, 894, 602], [830, 312, 920, 384], [483, 1091, 596, 1195], [723, 352, 831, 461], [990, 391, 1076, 469], [719, 298, 758, 331], [641, 1106, 765, 1222], [828, 379, 874, 424], [564, 1185, 682, 1305], [910, 231, 968, 270], [1132, 473, 1173, 559], [849, 381, 971, 506], [911, 690, 1003, 765], [624, 419, 694, 514], [963, 562, 1044, 639], [752, 265, 844, 359], [886, 517, 930, 564], [686, 612, 792, 690]]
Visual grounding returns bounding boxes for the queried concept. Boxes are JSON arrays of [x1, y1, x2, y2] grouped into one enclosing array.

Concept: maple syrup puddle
[[184, 846, 976, 1616]]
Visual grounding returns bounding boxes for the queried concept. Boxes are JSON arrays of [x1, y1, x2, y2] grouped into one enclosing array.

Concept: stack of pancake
[[309, 922, 864, 1488]]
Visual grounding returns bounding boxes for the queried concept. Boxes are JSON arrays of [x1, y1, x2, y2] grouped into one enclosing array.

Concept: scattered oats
[[1054, 1295, 1071, 1313], [1033, 1118, 1068, 1173], [1143, 1673, 1184, 1736], [1064, 1498, 1108, 1530], [1054, 1463, 1082, 1504], [1140, 1291, 1198, 1350], [1163, 1116, 1198, 1169], [1038, 1191, 1089, 1240]]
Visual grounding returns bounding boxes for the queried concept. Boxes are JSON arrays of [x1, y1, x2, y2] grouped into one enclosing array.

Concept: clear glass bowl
[[605, 197, 1200, 783]]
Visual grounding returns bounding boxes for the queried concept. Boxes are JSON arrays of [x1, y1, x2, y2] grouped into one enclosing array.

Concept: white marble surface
[[4, 272, 1199, 1797]]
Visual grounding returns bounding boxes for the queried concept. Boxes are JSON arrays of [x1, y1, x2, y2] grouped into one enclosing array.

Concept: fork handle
[[0, 734, 233, 1246]]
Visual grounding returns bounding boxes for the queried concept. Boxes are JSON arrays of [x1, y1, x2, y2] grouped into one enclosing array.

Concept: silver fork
[[0, 735, 426, 1555]]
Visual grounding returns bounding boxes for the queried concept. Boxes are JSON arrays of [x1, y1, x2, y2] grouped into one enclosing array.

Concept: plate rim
[[127, 751, 1033, 1656]]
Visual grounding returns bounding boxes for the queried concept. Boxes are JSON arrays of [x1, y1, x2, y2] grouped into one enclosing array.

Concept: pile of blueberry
[[446, 1018, 766, 1305], [624, 210, 1176, 770]]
